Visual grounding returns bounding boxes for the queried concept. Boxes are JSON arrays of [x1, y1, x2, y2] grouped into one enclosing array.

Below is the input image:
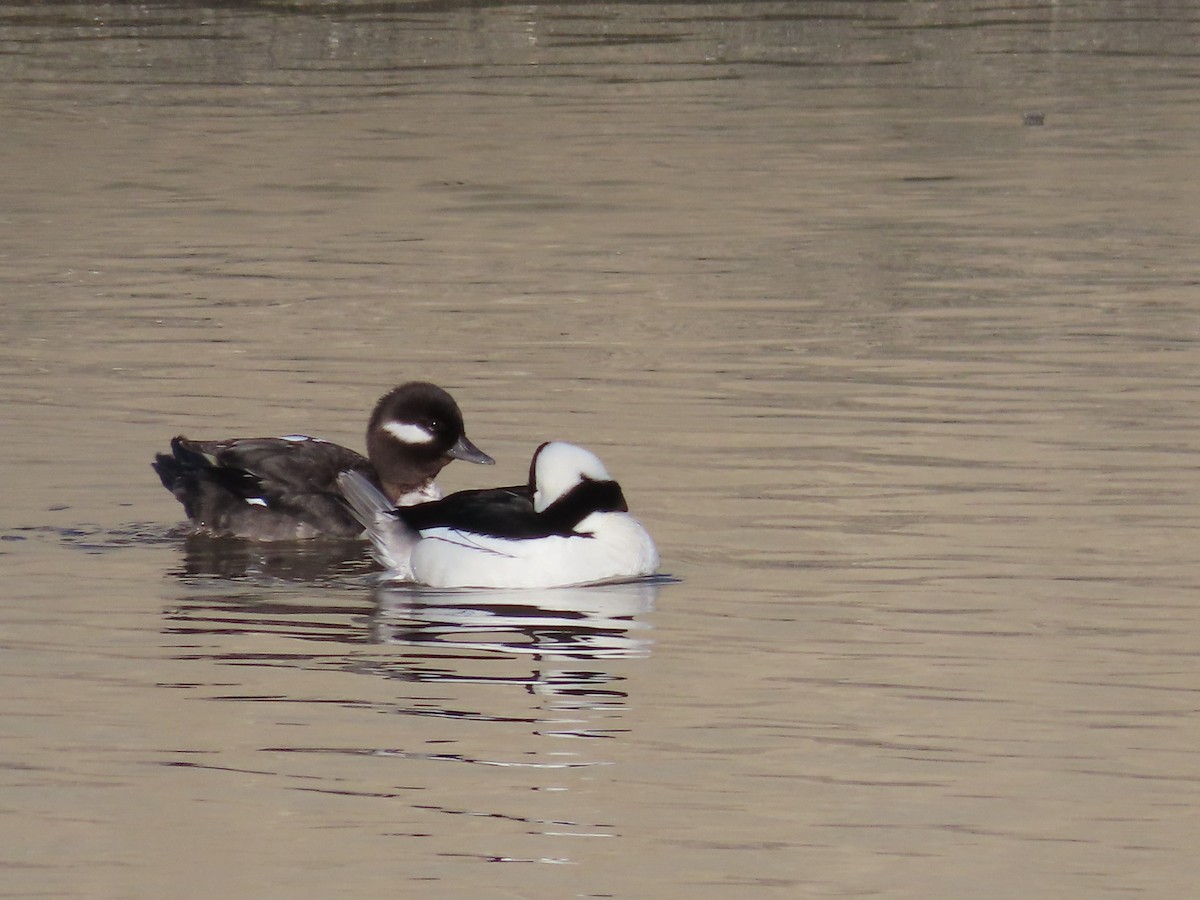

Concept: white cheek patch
[[383, 421, 436, 445]]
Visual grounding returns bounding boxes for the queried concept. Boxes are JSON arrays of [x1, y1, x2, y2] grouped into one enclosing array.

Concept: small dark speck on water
[[1023, 111, 1046, 126], [48, 504, 71, 511]]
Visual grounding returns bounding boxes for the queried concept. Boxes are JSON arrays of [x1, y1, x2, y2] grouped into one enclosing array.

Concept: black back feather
[[395, 477, 628, 541]]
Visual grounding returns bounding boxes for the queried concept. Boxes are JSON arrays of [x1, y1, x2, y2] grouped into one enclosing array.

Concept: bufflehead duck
[[153, 381, 494, 541], [337, 441, 659, 588]]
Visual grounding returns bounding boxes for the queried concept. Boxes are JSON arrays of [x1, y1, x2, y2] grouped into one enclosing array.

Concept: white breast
[[394, 481, 443, 506]]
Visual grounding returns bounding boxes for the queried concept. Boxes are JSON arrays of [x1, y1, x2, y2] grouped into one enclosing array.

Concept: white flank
[[382, 421, 436, 445], [245, 497, 269, 507], [408, 511, 659, 589], [349, 442, 659, 590]]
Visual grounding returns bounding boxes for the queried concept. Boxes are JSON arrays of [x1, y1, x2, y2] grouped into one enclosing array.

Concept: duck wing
[[173, 435, 369, 492], [153, 436, 369, 539], [396, 485, 565, 539]]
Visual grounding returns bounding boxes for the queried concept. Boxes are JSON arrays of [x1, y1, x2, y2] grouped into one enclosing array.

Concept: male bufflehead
[[337, 441, 660, 588], [153, 381, 494, 541]]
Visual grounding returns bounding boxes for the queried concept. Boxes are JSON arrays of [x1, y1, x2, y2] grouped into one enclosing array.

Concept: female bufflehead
[[153, 381, 494, 541], [337, 441, 660, 588]]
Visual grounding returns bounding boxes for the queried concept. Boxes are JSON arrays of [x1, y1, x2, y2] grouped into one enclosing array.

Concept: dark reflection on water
[[171, 532, 377, 583], [2, 520, 375, 591], [164, 591, 370, 648], [3, 521, 179, 552]]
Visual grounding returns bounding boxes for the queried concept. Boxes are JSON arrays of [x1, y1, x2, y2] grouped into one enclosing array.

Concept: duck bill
[[447, 434, 495, 465]]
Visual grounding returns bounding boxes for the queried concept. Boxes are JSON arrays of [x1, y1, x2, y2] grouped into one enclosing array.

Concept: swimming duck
[[153, 381, 494, 540], [338, 441, 659, 588]]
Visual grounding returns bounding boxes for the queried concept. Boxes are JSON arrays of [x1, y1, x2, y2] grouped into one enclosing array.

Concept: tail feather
[[152, 452, 183, 493], [168, 435, 215, 468], [153, 436, 264, 518], [336, 470, 419, 577]]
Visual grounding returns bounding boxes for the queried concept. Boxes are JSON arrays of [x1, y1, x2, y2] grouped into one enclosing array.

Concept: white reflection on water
[[371, 578, 664, 661], [363, 579, 667, 744]]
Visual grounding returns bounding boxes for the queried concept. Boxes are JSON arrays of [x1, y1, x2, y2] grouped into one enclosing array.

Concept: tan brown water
[[3, 2, 1200, 897]]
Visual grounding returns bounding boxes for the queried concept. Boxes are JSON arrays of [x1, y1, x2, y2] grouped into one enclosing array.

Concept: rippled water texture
[[3, 2, 1200, 897]]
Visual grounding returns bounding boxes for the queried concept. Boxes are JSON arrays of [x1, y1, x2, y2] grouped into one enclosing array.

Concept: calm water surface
[[2, 2, 1200, 897]]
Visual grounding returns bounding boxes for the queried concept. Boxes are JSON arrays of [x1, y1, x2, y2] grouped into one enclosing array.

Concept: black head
[[527, 441, 630, 534], [365, 383, 493, 493]]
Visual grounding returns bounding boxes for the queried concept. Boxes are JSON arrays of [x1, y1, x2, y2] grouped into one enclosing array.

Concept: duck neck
[[541, 479, 629, 532], [368, 434, 447, 504]]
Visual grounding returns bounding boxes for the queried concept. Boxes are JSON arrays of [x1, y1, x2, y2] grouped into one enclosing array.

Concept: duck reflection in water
[[368, 579, 664, 725], [172, 531, 376, 582], [370, 578, 664, 662], [163, 577, 668, 761]]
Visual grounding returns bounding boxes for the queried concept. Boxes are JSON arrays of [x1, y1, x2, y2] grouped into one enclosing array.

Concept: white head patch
[[383, 421, 436, 445], [533, 442, 613, 512]]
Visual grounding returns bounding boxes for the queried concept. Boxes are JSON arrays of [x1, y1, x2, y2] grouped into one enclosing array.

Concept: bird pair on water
[[153, 382, 659, 589]]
